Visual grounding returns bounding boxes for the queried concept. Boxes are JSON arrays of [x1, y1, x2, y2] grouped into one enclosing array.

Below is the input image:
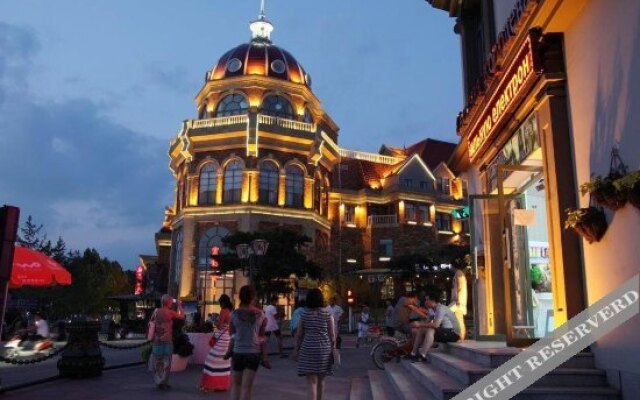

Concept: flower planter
[[565, 207, 608, 244], [171, 354, 189, 372], [594, 182, 627, 210]]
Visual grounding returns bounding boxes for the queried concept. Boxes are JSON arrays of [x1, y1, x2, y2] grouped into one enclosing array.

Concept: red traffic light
[[347, 289, 355, 304]]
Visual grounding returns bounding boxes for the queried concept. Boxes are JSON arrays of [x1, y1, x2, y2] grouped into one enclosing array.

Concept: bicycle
[[370, 329, 413, 369]]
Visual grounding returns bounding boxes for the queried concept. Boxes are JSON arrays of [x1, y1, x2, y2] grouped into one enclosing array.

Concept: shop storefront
[[464, 30, 584, 346]]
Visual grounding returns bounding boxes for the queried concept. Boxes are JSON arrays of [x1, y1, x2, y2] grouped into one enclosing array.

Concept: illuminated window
[[285, 165, 304, 207], [215, 94, 248, 117], [344, 205, 356, 224], [198, 163, 218, 205], [259, 161, 279, 205], [261, 95, 294, 119], [436, 212, 452, 231], [223, 160, 243, 203]]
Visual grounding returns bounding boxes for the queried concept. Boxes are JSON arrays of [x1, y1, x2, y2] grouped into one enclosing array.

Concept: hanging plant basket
[[564, 207, 608, 244], [581, 174, 627, 211], [614, 171, 640, 210]]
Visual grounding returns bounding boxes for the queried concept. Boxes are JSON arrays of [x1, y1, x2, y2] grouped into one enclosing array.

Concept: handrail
[[191, 115, 249, 129], [339, 149, 405, 165], [367, 214, 399, 226], [258, 114, 316, 133]]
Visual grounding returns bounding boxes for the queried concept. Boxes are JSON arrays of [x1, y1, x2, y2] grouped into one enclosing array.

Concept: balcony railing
[[191, 115, 249, 129], [367, 214, 399, 227], [258, 114, 316, 133], [339, 149, 405, 165]]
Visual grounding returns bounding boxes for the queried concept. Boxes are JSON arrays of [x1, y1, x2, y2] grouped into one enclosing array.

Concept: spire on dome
[[250, 0, 274, 43]]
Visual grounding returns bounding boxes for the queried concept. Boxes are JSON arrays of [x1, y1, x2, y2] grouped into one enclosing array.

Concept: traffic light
[[210, 245, 222, 276], [347, 290, 355, 306]]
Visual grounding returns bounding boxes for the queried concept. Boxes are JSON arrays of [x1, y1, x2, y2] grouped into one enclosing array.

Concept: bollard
[[57, 318, 105, 378]]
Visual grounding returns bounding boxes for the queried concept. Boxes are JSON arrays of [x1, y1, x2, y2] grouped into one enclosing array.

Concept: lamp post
[[236, 239, 269, 287]]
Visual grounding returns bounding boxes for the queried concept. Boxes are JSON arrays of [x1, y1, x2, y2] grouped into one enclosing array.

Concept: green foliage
[[11, 216, 133, 319], [222, 228, 323, 301]]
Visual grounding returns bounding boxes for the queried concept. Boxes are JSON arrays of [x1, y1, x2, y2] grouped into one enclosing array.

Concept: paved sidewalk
[[4, 339, 375, 400]]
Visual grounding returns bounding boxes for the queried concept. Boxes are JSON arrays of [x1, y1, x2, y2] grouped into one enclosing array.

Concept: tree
[[18, 215, 46, 249], [222, 228, 323, 301]]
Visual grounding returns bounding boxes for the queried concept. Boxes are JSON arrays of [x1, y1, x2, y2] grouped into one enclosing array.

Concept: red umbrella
[[10, 246, 72, 288]]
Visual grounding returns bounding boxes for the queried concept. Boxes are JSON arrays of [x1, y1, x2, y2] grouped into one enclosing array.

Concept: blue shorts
[[152, 342, 173, 356]]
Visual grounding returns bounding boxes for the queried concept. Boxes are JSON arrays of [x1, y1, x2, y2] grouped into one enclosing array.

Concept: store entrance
[[498, 164, 554, 346]]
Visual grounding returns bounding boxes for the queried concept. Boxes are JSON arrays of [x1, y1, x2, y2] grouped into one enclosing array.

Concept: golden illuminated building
[[163, 6, 467, 303]]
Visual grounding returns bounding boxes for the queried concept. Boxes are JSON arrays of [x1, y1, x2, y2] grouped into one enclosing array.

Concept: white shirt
[[35, 319, 49, 337], [264, 304, 279, 332], [434, 304, 460, 334]]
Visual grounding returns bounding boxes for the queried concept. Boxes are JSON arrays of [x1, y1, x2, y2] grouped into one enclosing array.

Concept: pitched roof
[[404, 138, 457, 170]]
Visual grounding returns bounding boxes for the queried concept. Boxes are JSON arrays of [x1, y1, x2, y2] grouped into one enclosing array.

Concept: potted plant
[[580, 173, 627, 211], [614, 170, 640, 210], [171, 319, 194, 372], [564, 207, 608, 243]]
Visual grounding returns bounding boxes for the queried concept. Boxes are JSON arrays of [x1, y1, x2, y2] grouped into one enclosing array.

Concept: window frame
[[260, 94, 294, 120], [285, 165, 304, 208], [198, 163, 218, 205], [223, 160, 243, 204], [258, 161, 279, 205], [215, 93, 249, 118]]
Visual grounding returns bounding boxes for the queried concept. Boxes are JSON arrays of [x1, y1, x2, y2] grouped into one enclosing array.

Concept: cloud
[[146, 63, 197, 94], [0, 22, 172, 267]]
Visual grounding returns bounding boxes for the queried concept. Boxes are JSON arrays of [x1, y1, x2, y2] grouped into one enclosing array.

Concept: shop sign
[[452, 206, 470, 220], [486, 112, 540, 193], [468, 33, 541, 161]]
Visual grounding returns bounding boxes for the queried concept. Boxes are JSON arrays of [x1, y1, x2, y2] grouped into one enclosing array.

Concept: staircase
[[350, 342, 621, 400]]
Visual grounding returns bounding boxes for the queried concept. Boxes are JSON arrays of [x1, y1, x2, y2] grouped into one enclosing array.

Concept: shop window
[[379, 239, 393, 258], [436, 212, 452, 231], [199, 163, 218, 205], [223, 160, 243, 203], [261, 95, 294, 119], [215, 94, 248, 117], [285, 165, 304, 207], [259, 161, 279, 205]]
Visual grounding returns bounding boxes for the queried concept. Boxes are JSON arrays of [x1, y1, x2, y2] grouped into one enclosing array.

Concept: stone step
[[368, 370, 397, 400], [401, 360, 463, 400], [384, 362, 432, 400], [514, 387, 621, 400], [430, 352, 608, 387], [350, 376, 372, 400], [447, 342, 595, 369]]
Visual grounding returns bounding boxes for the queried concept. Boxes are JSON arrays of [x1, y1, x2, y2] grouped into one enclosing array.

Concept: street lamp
[[236, 239, 269, 286]]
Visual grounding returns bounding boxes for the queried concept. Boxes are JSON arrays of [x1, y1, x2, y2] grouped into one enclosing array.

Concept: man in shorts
[[264, 295, 286, 358]]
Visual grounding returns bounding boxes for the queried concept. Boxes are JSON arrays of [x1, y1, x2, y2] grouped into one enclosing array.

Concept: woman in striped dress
[[199, 294, 232, 392], [293, 288, 336, 400]]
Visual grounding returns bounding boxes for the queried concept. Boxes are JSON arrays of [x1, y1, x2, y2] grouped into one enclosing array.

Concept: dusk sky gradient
[[0, 1, 462, 268]]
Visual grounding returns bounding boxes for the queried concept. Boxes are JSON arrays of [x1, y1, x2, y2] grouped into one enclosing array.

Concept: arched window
[[223, 160, 243, 203], [198, 163, 218, 205], [285, 165, 304, 207], [259, 161, 279, 205], [215, 94, 248, 117], [303, 108, 314, 124], [261, 95, 294, 119], [197, 226, 231, 269]]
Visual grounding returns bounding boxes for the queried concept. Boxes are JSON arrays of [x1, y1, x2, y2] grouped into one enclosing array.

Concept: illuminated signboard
[[452, 206, 470, 220], [468, 32, 541, 161]]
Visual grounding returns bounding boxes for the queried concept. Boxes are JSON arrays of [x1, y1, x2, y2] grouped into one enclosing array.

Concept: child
[[356, 306, 370, 348]]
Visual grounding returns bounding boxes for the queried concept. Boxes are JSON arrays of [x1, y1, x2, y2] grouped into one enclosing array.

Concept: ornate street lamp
[[236, 239, 269, 286]]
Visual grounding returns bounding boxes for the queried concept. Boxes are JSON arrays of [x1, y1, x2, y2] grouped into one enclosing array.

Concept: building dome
[[206, 2, 311, 87], [208, 42, 312, 87]]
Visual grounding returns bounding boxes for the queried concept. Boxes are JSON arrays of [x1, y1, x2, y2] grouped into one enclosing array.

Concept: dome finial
[[250, 0, 273, 43]]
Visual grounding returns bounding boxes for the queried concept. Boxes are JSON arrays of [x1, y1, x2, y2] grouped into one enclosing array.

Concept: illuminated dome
[[207, 2, 312, 87]]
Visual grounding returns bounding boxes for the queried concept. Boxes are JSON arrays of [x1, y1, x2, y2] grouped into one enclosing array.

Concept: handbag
[[147, 310, 157, 342], [332, 348, 341, 367]]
